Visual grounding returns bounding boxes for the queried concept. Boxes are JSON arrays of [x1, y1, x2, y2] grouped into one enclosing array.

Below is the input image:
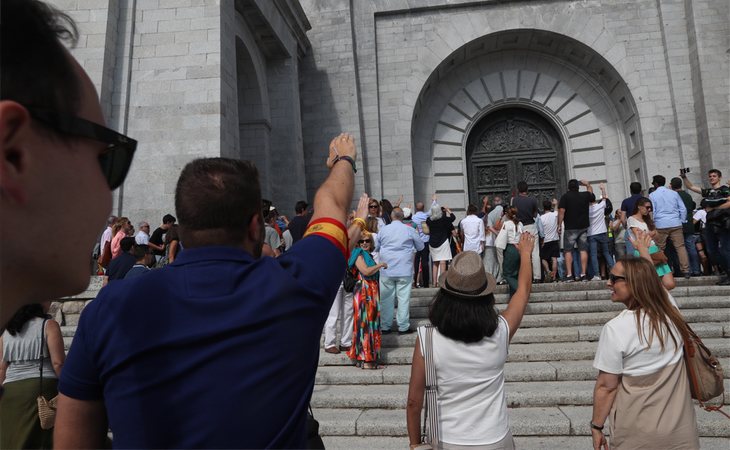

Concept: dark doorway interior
[[466, 107, 566, 206]]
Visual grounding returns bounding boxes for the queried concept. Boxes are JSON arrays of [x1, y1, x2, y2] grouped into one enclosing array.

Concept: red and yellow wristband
[[303, 217, 348, 258]]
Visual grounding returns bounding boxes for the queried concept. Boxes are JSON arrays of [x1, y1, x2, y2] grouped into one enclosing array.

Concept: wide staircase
[[58, 277, 729, 448], [311, 278, 730, 449]]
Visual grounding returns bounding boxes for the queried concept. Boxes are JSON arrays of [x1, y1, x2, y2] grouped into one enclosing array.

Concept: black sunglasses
[[368, 204, 378, 208], [358, 239, 371, 244], [27, 108, 137, 190], [608, 273, 626, 283]]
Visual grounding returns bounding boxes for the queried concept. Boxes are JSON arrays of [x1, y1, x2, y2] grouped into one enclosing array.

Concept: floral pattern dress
[[346, 247, 381, 363]]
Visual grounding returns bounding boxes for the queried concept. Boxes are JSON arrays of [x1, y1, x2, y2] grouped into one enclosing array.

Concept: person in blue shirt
[[55, 134, 358, 448], [376, 207, 424, 334], [649, 175, 689, 278]]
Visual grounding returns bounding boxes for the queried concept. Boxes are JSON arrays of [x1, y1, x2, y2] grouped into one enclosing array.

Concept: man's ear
[[247, 211, 263, 241], [0, 101, 34, 205]]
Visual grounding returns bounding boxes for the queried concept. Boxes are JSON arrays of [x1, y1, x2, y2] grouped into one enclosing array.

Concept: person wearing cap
[[406, 233, 535, 449]]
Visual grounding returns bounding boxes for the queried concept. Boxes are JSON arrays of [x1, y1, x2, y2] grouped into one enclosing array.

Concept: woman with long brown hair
[[110, 217, 132, 259], [627, 197, 675, 290], [590, 231, 699, 449]]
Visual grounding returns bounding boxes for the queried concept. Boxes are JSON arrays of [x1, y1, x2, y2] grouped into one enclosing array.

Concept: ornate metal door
[[466, 108, 566, 206]]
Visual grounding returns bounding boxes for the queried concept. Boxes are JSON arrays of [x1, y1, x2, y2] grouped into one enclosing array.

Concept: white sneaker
[[591, 276, 601, 281]]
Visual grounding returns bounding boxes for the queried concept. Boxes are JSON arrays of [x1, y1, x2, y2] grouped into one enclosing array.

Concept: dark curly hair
[[3, 303, 48, 336], [428, 290, 499, 343]]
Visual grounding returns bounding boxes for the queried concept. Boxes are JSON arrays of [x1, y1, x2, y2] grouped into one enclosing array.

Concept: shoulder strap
[[422, 326, 440, 444], [39, 318, 48, 396]]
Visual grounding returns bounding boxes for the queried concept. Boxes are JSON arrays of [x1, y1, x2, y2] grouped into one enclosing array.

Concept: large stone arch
[[411, 30, 643, 214]]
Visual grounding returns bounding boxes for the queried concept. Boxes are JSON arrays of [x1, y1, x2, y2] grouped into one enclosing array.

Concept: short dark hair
[[3, 303, 47, 336], [652, 175, 666, 187], [133, 244, 149, 260], [542, 199, 553, 211], [162, 214, 176, 224], [428, 290, 499, 343], [670, 177, 682, 190], [1, 0, 80, 117], [568, 179, 579, 191], [517, 181, 528, 193], [629, 182, 642, 195], [295, 201, 308, 214], [466, 204, 478, 215], [709, 169, 722, 177], [120, 237, 136, 253], [175, 158, 261, 247]]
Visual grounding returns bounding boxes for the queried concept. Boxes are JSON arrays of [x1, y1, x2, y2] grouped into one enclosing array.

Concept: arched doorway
[[466, 108, 566, 206]]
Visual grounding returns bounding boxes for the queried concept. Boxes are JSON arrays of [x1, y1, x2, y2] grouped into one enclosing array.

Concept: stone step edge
[[311, 405, 730, 438]]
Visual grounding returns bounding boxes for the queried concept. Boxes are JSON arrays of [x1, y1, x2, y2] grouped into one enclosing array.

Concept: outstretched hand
[[628, 229, 652, 251], [355, 192, 369, 220], [326, 133, 357, 169], [516, 232, 536, 255]]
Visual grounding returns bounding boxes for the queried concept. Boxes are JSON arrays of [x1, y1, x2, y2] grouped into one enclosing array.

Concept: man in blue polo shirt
[[55, 134, 358, 448]]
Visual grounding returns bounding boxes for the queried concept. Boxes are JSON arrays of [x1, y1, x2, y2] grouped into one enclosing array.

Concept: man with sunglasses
[[0, 0, 136, 325]]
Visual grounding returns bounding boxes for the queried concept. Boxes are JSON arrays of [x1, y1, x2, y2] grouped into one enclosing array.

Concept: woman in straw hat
[[406, 233, 535, 449]]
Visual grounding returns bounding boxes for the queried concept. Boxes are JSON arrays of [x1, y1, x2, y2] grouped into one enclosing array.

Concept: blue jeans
[[684, 233, 701, 275], [589, 233, 614, 278], [703, 227, 730, 273], [380, 276, 413, 332]]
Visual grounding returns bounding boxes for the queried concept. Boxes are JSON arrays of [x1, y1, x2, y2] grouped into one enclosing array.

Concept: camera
[[680, 167, 691, 175]]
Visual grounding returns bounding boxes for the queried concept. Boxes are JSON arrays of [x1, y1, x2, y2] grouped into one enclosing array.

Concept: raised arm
[[348, 193, 370, 252], [501, 232, 536, 340], [310, 133, 357, 227], [680, 173, 702, 194]]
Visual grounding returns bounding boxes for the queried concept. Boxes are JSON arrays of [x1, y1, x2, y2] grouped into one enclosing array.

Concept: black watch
[[590, 421, 604, 431], [333, 155, 357, 173]]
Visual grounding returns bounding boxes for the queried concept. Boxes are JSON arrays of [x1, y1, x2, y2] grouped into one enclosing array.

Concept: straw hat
[[437, 251, 496, 298]]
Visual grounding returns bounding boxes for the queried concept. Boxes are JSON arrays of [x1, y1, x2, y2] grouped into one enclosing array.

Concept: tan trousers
[[655, 226, 689, 274]]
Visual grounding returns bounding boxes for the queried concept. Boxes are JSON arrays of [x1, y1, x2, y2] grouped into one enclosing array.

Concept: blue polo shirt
[[59, 233, 344, 448]]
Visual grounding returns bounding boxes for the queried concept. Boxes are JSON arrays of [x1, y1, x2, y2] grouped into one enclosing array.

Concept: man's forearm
[[312, 162, 354, 226]]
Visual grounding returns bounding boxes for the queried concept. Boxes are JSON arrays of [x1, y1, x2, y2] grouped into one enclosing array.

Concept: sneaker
[[580, 274, 588, 282], [324, 346, 340, 354], [717, 277, 730, 286], [564, 277, 574, 283], [591, 276, 601, 281], [398, 329, 416, 336], [381, 329, 393, 335]]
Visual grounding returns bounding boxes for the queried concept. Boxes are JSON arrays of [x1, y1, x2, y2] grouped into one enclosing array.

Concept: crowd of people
[[1, 1, 727, 449]]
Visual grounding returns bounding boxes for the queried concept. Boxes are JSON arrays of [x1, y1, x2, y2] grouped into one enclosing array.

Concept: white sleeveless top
[[2, 317, 57, 384], [417, 316, 511, 445]]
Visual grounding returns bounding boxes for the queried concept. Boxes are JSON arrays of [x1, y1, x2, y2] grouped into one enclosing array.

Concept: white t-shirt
[[593, 304, 683, 377], [588, 200, 607, 236], [505, 220, 524, 245], [626, 216, 657, 246], [417, 316, 511, 445], [693, 209, 706, 225], [539, 211, 559, 242], [135, 230, 150, 245], [460, 214, 485, 253]]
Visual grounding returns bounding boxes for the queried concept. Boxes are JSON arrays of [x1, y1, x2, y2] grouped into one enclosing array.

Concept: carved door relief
[[466, 108, 566, 207]]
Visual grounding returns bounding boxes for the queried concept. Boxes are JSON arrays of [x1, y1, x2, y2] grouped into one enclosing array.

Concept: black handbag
[[343, 266, 357, 293], [307, 406, 325, 449]]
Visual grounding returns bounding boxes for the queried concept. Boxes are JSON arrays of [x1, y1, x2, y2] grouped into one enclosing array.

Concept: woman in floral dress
[[347, 232, 388, 369]]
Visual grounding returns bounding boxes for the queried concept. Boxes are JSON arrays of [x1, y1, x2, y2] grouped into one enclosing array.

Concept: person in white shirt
[[539, 199, 560, 282], [587, 183, 614, 281], [406, 234, 535, 449], [135, 221, 151, 245], [483, 196, 504, 284], [459, 204, 486, 255], [591, 231, 698, 449]]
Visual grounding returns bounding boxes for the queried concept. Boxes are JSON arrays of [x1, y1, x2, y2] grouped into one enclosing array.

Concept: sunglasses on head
[[608, 273, 626, 283], [27, 107, 137, 190], [358, 239, 371, 244]]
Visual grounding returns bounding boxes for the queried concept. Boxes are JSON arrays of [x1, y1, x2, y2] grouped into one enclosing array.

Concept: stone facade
[[51, 0, 728, 220]]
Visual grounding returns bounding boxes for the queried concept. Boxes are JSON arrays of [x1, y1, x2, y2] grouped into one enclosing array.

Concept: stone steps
[[311, 380, 730, 409], [320, 436, 730, 450], [313, 405, 730, 438], [319, 338, 730, 366], [316, 358, 730, 385], [313, 278, 730, 444]]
